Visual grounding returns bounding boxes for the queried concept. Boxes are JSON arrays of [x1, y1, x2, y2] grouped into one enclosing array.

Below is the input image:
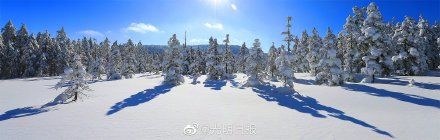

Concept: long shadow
[[376, 78, 440, 90], [0, 101, 59, 121], [23, 76, 62, 81], [228, 79, 244, 89], [203, 80, 227, 90], [343, 83, 440, 109], [252, 84, 393, 137], [106, 84, 174, 115], [294, 78, 315, 85]]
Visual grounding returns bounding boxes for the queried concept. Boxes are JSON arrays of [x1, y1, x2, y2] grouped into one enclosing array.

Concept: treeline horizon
[[0, 2, 439, 82]]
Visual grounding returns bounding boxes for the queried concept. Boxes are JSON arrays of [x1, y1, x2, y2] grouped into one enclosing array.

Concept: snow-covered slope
[[0, 73, 439, 140]]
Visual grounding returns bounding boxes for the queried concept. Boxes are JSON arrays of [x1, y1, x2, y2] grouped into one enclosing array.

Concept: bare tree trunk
[[73, 91, 78, 101], [372, 74, 375, 83]]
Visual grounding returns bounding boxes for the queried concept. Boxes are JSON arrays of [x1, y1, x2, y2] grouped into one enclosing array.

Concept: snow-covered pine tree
[[1, 20, 16, 46], [432, 23, 440, 69], [297, 30, 309, 72], [55, 54, 91, 103], [316, 28, 343, 86], [416, 16, 434, 71], [244, 39, 265, 87], [35, 37, 48, 77], [281, 16, 294, 52], [3, 41, 19, 78], [50, 38, 62, 76], [189, 48, 205, 83], [55, 27, 72, 75], [80, 37, 93, 73], [22, 35, 37, 77], [206, 37, 225, 80], [135, 42, 149, 73], [1, 20, 18, 78], [107, 41, 122, 80], [163, 34, 184, 85], [100, 38, 111, 70], [121, 39, 137, 79], [16, 24, 30, 76], [88, 39, 103, 79], [392, 16, 428, 75], [237, 42, 249, 73], [275, 45, 295, 89], [151, 53, 162, 74], [223, 34, 235, 78], [359, 2, 393, 83], [0, 36, 4, 78], [336, 32, 344, 61], [267, 42, 278, 81], [341, 15, 359, 82], [90, 53, 105, 80], [180, 41, 190, 76], [307, 28, 323, 76], [437, 38, 440, 67], [351, 6, 367, 72]]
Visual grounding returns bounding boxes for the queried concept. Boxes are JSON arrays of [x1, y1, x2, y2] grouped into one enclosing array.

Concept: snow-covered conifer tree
[[151, 53, 162, 74], [416, 16, 433, 71], [359, 2, 393, 83], [276, 45, 295, 89], [35, 40, 48, 77], [1, 20, 18, 78], [135, 42, 149, 73], [55, 54, 91, 103], [307, 28, 323, 76], [107, 41, 122, 80], [281, 16, 294, 52], [55, 27, 72, 74], [237, 42, 249, 73], [244, 39, 265, 87], [292, 36, 305, 72], [267, 42, 278, 80], [206, 37, 225, 80], [100, 38, 111, 70], [121, 39, 137, 79], [22, 36, 37, 77], [297, 30, 309, 72], [223, 34, 235, 78], [341, 15, 359, 82], [79, 37, 93, 72], [16, 24, 30, 76], [90, 55, 105, 80], [316, 28, 343, 86], [437, 38, 440, 68], [351, 6, 367, 72], [0, 36, 4, 78], [1, 20, 16, 46], [163, 34, 184, 85], [180, 42, 190, 75], [392, 16, 428, 75], [189, 48, 205, 82]]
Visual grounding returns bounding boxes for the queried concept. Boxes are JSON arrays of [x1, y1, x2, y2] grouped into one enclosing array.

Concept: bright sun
[[207, 0, 225, 6]]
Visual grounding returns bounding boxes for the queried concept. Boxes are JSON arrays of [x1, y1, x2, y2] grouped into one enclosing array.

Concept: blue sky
[[1, 0, 439, 52]]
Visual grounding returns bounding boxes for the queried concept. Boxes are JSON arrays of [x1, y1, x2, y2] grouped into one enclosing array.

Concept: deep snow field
[[0, 72, 439, 140]]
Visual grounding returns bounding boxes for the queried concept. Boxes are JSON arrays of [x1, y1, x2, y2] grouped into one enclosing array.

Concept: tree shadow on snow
[[294, 78, 315, 85], [375, 77, 440, 90], [343, 83, 440, 109], [252, 84, 394, 138], [203, 80, 227, 90], [0, 101, 60, 122], [228, 79, 245, 89], [106, 84, 174, 115]]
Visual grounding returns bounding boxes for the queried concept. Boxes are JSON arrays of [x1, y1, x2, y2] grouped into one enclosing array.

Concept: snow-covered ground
[[0, 73, 439, 140]]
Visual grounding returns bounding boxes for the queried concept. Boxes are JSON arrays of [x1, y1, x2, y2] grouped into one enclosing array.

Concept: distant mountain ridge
[[143, 45, 241, 54]]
